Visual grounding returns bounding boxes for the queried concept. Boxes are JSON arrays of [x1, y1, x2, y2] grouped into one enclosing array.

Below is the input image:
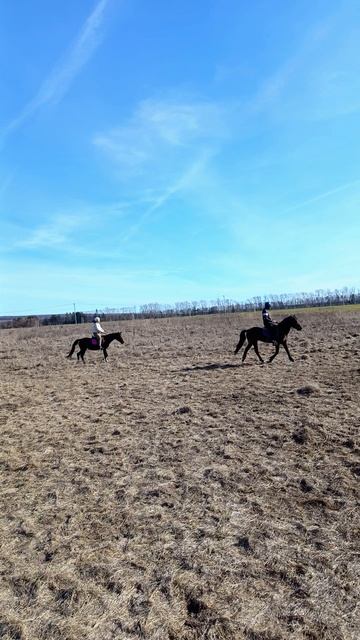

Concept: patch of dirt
[[296, 384, 321, 396]]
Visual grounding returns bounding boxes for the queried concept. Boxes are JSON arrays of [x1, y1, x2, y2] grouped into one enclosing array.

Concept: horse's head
[[289, 315, 302, 331], [114, 332, 125, 344]]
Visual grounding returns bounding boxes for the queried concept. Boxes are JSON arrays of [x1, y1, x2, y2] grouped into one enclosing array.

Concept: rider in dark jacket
[[262, 302, 277, 341]]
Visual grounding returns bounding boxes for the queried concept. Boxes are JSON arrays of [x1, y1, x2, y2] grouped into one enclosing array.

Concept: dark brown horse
[[234, 315, 302, 363], [67, 332, 124, 363]]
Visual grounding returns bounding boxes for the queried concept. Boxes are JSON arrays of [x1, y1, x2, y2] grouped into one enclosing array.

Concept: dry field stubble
[[0, 309, 359, 640]]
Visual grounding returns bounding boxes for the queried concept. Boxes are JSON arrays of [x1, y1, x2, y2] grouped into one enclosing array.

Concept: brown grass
[[0, 309, 359, 639]]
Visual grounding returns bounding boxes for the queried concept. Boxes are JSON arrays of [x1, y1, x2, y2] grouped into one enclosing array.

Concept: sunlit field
[[0, 308, 359, 639]]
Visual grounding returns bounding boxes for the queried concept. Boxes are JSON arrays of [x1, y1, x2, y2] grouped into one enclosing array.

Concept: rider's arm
[[267, 314, 277, 326], [263, 310, 276, 326]]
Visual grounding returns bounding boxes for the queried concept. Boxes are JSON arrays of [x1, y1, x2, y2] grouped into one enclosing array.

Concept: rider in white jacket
[[92, 316, 105, 349]]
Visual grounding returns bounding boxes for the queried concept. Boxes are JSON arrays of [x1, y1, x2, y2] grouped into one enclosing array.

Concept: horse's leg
[[242, 342, 252, 362], [282, 340, 294, 362], [268, 342, 280, 363], [253, 341, 264, 364], [79, 348, 86, 364], [103, 348, 108, 361]]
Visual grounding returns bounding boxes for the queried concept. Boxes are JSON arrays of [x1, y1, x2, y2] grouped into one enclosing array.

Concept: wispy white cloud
[[1, 0, 110, 143], [16, 212, 91, 248], [94, 97, 227, 173], [250, 15, 360, 122], [4, 196, 148, 256], [93, 96, 227, 240], [3, 198, 163, 257]]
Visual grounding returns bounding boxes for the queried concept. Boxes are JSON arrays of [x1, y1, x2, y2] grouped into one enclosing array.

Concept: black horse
[[234, 315, 302, 363], [67, 332, 124, 363]]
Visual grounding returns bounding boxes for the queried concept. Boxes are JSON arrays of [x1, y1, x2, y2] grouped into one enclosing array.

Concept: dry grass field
[[0, 309, 359, 640]]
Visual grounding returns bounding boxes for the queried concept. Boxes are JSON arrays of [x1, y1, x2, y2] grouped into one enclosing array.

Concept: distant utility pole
[[73, 302, 77, 324]]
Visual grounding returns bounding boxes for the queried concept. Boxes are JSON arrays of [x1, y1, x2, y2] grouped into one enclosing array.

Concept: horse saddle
[[263, 327, 278, 342], [91, 338, 99, 346]]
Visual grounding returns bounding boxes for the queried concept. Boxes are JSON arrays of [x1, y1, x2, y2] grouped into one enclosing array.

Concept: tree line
[[1, 286, 359, 329]]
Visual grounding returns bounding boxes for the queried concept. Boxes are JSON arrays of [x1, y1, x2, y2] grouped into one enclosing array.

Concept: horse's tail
[[234, 330, 247, 355], [67, 339, 79, 358]]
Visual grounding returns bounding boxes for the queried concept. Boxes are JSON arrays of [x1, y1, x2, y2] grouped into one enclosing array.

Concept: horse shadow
[[180, 362, 243, 373]]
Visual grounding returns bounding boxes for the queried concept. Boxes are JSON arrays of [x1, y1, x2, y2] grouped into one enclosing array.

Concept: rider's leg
[[271, 326, 279, 345]]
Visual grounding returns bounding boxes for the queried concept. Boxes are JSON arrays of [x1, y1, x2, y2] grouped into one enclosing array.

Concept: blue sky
[[1, 0, 359, 315]]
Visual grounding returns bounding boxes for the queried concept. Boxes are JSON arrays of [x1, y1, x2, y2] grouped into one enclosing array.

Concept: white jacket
[[92, 320, 105, 334]]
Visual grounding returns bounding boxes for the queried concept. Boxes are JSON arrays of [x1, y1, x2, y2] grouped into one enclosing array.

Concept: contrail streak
[[0, 0, 109, 143], [282, 178, 360, 215]]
